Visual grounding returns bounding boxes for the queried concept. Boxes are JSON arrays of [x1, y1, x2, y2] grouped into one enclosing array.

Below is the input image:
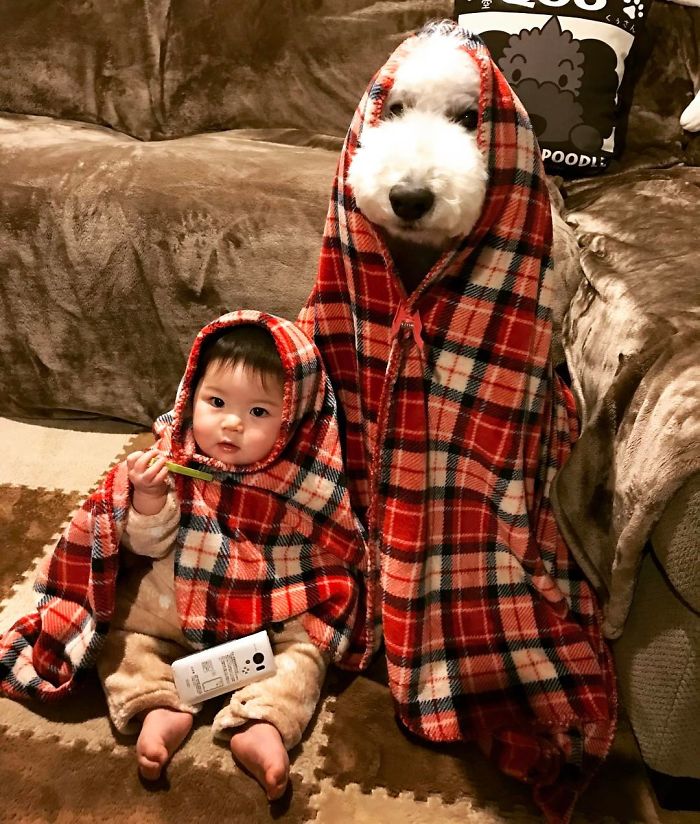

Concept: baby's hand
[[127, 449, 169, 515]]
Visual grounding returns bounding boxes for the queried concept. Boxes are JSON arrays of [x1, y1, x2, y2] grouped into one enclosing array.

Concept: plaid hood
[[0, 311, 370, 703], [297, 22, 616, 824]]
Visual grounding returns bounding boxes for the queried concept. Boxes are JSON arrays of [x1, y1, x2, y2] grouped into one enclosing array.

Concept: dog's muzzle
[[389, 184, 434, 222]]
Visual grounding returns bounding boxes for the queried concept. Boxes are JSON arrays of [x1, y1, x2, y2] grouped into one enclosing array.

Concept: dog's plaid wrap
[[297, 23, 616, 824], [0, 311, 369, 703]]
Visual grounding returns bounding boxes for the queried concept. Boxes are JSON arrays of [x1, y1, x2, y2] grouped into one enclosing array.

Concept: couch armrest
[[650, 473, 700, 613]]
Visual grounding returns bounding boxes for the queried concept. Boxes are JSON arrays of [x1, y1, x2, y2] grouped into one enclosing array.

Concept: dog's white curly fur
[[348, 30, 488, 252]]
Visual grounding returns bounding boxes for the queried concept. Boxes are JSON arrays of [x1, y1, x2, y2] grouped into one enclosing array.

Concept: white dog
[[348, 24, 488, 293]]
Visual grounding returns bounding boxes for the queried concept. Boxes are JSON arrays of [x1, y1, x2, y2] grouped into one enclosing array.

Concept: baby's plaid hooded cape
[[0, 310, 369, 703], [297, 22, 616, 824]]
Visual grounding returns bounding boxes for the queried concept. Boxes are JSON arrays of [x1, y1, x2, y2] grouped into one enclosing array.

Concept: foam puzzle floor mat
[[1, 417, 696, 824]]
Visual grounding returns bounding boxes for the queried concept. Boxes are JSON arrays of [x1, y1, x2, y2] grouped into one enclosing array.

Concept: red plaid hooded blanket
[[0, 310, 370, 703], [297, 22, 616, 824]]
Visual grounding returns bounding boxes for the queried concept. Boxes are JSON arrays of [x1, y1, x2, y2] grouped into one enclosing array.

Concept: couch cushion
[[612, 546, 700, 778], [551, 166, 700, 637], [650, 473, 700, 612], [157, 0, 452, 140], [0, 0, 452, 141], [0, 0, 163, 140], [0, 113, 336, 425]]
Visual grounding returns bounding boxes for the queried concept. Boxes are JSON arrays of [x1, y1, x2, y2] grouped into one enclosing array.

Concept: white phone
[[171, 630, 276, 705]]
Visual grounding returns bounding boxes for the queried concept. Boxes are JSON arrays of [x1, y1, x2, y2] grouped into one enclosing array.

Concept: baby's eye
[[455, 110, 478, 131], [250, 407, 269, 418], [210, 396, 225, 408]]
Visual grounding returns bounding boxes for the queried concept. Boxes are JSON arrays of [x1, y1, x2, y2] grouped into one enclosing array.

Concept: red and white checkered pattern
[[0, 311, 370, 701], [297, 22, 616, 824]]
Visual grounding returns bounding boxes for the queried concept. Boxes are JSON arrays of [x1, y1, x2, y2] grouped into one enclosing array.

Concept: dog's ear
[[479, 30, 509, 65]]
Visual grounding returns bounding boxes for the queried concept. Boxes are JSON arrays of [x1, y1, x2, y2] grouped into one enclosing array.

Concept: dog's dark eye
[[456, 110, 478, 131], [387, 102, 404, 118]]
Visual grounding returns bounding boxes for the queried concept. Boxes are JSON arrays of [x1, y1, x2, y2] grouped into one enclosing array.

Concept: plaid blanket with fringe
[[0, 311, 370, 703], [297, 22, 616, 824]]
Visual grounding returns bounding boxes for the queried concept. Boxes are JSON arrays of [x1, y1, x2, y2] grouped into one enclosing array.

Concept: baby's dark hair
[[192, 323, 285, 392]]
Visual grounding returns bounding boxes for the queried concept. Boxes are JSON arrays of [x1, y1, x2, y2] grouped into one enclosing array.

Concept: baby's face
[[192, 360, 284, 467]]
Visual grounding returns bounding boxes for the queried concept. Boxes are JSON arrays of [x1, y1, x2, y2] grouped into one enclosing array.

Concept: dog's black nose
[[389, 185, 434, 221]]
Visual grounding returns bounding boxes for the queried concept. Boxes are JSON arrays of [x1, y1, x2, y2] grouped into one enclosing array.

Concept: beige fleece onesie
[[97, 492, 328, 749]]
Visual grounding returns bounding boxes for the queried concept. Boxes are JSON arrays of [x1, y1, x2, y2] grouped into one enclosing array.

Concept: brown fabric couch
[[0, 0, 697, 798], [551, 0, 700, 790], [0, 0, 452, 424]]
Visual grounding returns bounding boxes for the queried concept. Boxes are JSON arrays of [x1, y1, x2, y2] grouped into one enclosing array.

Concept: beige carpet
[[1, 416, 697, 824]]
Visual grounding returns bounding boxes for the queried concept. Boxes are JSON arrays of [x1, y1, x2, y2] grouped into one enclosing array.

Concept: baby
[[0, 311, 367, 801], [102, 320, 303, 797]]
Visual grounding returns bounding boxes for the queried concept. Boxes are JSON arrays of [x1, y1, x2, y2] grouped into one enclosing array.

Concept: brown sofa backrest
[[0, 0, 451, 141], [0, 0, 162, 140]]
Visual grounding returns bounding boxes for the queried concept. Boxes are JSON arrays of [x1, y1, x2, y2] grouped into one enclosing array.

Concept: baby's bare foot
[[136, 707, 193, 780], [229, 720, 289, 801]]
